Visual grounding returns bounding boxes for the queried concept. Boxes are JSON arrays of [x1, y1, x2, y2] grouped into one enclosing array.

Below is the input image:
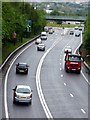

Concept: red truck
[[65, 54, 81, 74]]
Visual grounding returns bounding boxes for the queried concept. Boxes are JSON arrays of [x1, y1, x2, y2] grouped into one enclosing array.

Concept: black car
[[69, 31, 74, 35], [16, 63, 29, 74]]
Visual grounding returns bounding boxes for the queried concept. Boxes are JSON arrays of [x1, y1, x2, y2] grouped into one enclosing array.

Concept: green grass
[[47, 22, 80, 28], [2, 35, 36, 64]]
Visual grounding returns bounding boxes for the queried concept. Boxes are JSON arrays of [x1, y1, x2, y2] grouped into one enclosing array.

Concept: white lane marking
[[81, 71, 90, 85], [36, 49, 54, 119], [60, 68, 62, 71], [70, 93, 74, 98], [64, 83, 66, 86], [60, 59, 61, 61], [74, 32, 90, 85], [36, 32, 69, 118], [36, 38, 64, 119], [81, 109, 86, 114], [4, 42, 34, 118], [60, 63, 61, 65], [61, 74, 63, 77]]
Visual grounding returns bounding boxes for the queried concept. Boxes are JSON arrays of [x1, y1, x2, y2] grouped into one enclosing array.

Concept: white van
[[41, 32, 47, 40]]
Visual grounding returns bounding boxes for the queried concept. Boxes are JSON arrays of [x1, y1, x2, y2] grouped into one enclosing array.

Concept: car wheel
[[13, 98, 16, 104], [16, 70, 18, 74], [77, 70, 80, 74], [29, 100, 32, 104], [26, 71, 28, 74]]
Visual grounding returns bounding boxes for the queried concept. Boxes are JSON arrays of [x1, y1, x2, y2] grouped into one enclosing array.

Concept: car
[[64, 46, 72, 53], [41, 32, 47, 40], [16, 63, 29, 74], [69, 31, 74, 35], [74, 26, 78, 30], [79, 27, 82, 31], [13, 85, 32, 104], [44, 26, 48, 33], [48, 27, 54, 34], [37, 43, 45, 51], [75, 31, 80, 37], [35, 38, 42, 44]]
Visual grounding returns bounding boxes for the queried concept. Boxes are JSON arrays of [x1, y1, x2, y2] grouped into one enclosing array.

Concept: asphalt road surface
[[3, 27, 89, 119]]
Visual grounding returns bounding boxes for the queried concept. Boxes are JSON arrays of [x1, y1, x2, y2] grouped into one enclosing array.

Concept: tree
[[83, 15, 90, 51]]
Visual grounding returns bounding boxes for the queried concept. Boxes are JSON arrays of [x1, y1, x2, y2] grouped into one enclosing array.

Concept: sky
[[25, 0, 89, 3]]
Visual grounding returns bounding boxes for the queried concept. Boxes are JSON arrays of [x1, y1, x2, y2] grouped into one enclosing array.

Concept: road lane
[[4, 27, 65, 118], [4, 27, 89, 119], [40, 29, 88, 118]]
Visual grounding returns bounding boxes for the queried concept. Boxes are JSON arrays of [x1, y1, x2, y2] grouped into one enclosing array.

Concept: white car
[[41, 32, 47, 40], [13, 85, 32, 104], [35, 38, 42, 44], [74, 26, 78, 30], [37, 43, 45, 51], [64, 46, 72, 53], [75, 31, 80, 37]]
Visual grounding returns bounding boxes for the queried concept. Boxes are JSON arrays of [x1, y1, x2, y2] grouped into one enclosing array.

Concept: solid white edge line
[[70, 93, 74, 98], [36, 32, 68, 119], [4, 42, 34, 118], [74, 32, 89, 85], [81, 109, 86, 114]]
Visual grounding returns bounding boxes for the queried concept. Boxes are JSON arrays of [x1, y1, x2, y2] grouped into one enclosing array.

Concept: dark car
[[16, 63, 29, 74], [69, 31, 74, 35], [13, 85, 32, 104], [37, 44, 45, 51]]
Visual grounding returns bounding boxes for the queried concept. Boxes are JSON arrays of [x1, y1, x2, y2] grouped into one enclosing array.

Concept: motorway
[[3, 27, 89, 119]]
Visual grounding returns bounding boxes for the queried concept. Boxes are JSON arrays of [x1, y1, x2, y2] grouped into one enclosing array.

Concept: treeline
[[83, 14, 90, 52], [2, 2, 46, 44]]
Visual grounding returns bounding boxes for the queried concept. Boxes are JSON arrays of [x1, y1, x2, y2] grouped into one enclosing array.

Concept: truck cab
[[65, 54, 81, 74]]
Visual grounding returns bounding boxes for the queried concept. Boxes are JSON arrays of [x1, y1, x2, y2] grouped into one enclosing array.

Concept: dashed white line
[[61, 74, 63, 77], [60, 63, 61, 65], [81, 71, 90, 85], [70, 93, 74, 98], [64, 83, 66, 86], [60, 68, 62, 71], [81, 109, 86, 114]]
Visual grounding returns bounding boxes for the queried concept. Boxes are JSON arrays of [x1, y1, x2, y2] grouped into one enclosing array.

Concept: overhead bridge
[[45, 15, 86, 22]]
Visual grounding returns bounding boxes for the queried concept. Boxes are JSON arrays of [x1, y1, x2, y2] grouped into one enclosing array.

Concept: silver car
[[13, 85, 32, 104], [37, 43, 45, 51], [64, 46, 72, 53]]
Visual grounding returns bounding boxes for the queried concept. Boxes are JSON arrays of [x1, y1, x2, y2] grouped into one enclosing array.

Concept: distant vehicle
[[74, 26, 78, 30], [75, 31, 80, 37], [48, 27, 54, 34], [44, 26, 48, 33], [64, 46, 72, 53], [69, 31, 74, 35], [65, 54, 81, 74], [13, 85, 32, 104], [79, 27, 82, 31], [35, 38, 42, 44], [41, 32, 47, 40], [37, 43, 45, 51], [16, 63, 29, 74]]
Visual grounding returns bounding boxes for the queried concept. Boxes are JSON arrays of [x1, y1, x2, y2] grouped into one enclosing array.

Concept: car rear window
[[17, 88, 30, 93]]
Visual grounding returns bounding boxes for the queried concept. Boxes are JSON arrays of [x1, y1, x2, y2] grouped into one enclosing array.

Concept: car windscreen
[[18, 64, 27, 68], [69, 55, 81, 62], [41, 34, 46, 36], [17, 88, 30, 94]]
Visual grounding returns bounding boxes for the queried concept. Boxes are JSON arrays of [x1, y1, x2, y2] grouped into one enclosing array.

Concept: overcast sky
[[25, 0, 89, 3]]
